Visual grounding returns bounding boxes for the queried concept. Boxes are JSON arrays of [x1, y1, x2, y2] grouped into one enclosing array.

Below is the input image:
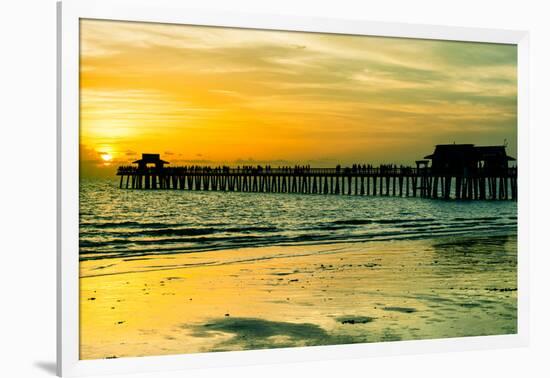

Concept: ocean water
[[79, 178, 517, 262]]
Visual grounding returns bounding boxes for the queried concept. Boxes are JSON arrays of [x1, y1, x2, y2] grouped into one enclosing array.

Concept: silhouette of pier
[[117, 147, 517, 200]]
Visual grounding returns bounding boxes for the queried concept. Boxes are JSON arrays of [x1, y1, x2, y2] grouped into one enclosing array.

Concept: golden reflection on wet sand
[[79, 235, 517, 359]]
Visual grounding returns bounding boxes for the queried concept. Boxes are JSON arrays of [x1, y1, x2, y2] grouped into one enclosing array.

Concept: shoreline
[[80, 230, 516, 278], [79, 219, 517, 263], [80, 234, 517, 359]]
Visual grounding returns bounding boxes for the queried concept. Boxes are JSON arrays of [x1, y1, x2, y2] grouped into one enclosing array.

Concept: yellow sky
[[80, 19, 517, 178]]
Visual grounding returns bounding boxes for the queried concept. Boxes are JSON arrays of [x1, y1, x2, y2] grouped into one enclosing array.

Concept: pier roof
[[475, 146, 516, 161], [424, 144, 475, 160], [133, 153, 169, 165], [424, 144, 515, 161]]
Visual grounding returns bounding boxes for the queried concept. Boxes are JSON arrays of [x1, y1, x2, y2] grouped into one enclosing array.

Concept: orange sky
[[80, 19, 517, 178]]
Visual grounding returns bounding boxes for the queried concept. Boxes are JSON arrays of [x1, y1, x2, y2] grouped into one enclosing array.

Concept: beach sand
[[79, 235, 517, 359]]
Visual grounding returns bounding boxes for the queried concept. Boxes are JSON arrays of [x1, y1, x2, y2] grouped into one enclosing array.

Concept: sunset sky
[[80, 19, 517, 178]]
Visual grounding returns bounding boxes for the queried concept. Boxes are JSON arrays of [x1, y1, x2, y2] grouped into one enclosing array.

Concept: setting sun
[[100, 153, 112, 162]]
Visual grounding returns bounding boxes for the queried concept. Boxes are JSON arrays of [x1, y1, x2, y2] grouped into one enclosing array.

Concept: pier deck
[[116, 166, 517, 200]]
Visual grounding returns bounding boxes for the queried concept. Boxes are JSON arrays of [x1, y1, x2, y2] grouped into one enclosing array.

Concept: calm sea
[[79, 179, 517, 262]]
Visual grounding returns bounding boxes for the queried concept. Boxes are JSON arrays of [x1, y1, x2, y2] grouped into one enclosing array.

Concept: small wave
[[305, 225, 355, 231], [332, 219, 374, 225], [80, 225, 279, 239], [81, 221, 171, 229], [226, 226, 278, 233], [452, 216, 499, 222], [377, 218, 437, 224], [332, 218, 436, 226], [79, 222, 516, 261], [140, 226, 277, 237], [79, 233, 279, 249]]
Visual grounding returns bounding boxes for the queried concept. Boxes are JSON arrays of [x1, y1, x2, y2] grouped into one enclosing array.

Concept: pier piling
[[116, 164, 517, 201]]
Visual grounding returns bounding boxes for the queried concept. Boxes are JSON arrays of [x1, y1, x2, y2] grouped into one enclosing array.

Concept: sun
[[100, 153, 112, 162]]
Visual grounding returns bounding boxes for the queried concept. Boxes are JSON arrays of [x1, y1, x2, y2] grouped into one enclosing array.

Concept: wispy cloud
[[79, 19, 517, 174]]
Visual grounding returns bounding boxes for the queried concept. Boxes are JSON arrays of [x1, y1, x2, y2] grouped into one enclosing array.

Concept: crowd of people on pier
[[118, 163, 415, 175]]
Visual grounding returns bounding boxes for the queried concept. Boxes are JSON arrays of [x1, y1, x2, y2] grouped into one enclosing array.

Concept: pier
[[116, 149, 517, 200]]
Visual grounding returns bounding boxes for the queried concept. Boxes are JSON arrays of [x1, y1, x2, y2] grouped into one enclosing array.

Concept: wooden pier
[[116, 165, 517, 201]]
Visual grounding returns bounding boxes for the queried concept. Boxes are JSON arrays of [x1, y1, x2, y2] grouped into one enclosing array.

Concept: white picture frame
[[57, 0, 530, 376]]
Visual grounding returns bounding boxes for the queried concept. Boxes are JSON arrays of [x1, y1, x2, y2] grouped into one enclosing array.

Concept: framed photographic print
[[57, 0, 529, 376]]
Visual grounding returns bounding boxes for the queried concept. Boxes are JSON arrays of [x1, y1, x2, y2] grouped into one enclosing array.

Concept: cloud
[[79, 19, 517, 173]]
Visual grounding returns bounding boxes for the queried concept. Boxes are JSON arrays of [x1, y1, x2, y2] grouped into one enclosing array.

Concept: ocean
[[79, 178, 517, 262]]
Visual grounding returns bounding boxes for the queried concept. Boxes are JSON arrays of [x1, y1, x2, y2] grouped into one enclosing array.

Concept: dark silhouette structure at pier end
[[133, 153, 169, 171], [117, 147, 517, 200], [424, 144, 515, 175]]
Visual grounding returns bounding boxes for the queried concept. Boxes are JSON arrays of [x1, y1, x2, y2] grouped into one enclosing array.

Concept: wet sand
[[79, 235, 517, 359]]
